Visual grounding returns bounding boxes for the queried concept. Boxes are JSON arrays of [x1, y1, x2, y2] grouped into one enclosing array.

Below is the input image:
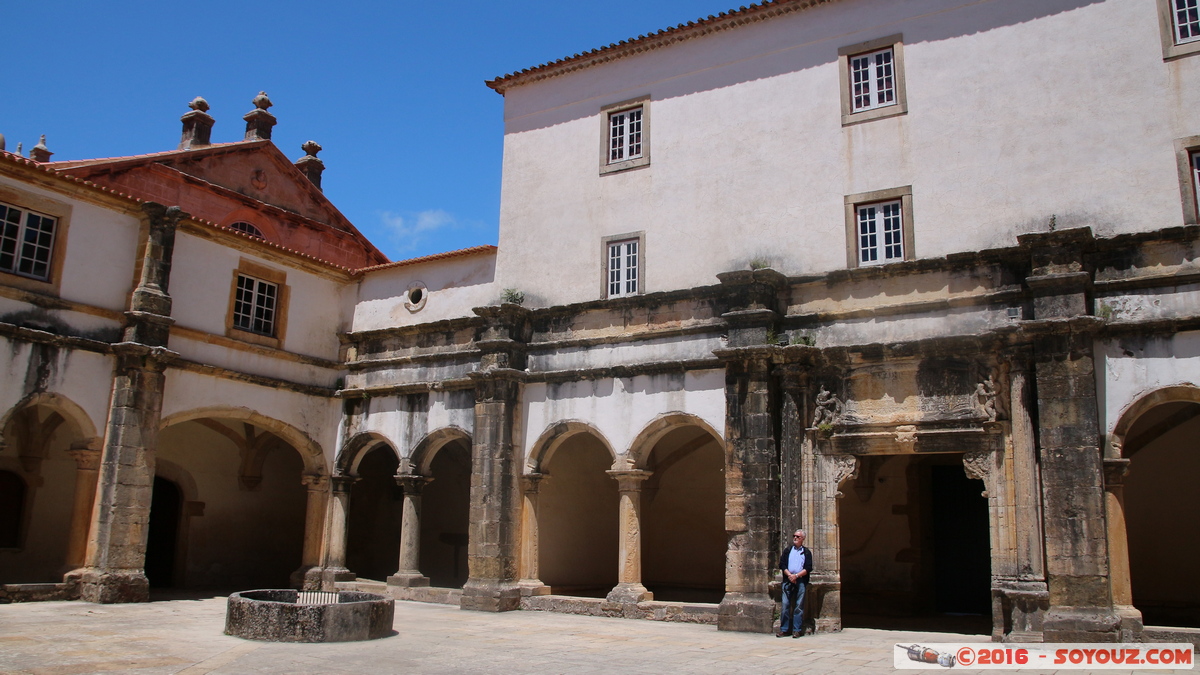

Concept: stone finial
[[295, 140, 325, 191], [29, 135, 53, 163], [244, 91, 277, 141], [16, 142, 23, 157], [0, 133, 6, 152], [180, 96, 215, 150]]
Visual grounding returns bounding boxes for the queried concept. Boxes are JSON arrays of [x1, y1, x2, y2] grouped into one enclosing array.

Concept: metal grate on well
[[297, 591, 340, 605]]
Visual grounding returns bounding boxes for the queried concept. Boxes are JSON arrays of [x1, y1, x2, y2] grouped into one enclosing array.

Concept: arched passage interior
[[0, 400, 94, 584], [154, 417, 308, 590], [839, 453, 990, 634], [345, 445, 401, 582], [538, 432, 618, 597], [419, 438, 471, 588], [1122, 399, 1200, 628], [640, 424, 725, 603]]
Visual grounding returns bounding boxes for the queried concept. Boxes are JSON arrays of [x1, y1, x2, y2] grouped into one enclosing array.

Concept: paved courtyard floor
[[0, 595, 1190, 674]]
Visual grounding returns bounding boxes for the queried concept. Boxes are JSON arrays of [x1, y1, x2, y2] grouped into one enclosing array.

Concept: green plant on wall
[[501, 288, 525, 305], [749, 258, 772, 270]]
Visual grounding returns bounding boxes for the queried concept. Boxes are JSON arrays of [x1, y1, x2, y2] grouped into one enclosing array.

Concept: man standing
[[778, 529, 813, 638]]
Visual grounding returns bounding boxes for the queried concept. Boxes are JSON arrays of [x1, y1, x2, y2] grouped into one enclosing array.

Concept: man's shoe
[[792, 632, 802, 638], [776, 631, 788, 638]]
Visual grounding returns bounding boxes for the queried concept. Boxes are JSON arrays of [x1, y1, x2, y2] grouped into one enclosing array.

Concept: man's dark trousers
[[781, 580, 806, 635]]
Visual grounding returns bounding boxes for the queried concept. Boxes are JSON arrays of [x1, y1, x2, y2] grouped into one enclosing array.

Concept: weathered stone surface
[[225, 590, 394, 642]]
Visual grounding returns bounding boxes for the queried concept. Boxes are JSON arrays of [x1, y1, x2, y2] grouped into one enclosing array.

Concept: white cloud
[[379, 208, 459, 253]]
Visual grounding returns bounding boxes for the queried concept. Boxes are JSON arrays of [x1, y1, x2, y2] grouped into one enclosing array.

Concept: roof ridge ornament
[[244, 92, 277, 141], [253, 91, 273, 110]]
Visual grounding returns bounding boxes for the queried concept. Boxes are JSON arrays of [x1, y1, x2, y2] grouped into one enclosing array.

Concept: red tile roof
[[486, 0, 834, 94]]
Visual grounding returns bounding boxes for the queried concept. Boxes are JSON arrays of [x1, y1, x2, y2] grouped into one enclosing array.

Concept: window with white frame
[[608, 107, 643, 164], [233, 274, 279, 336], [850, 47, 896, 113], [1175, 0, 1200, 43], [0, 201, 57, 281], [607, 239, 639, 298], [856, 200, 904, 265]]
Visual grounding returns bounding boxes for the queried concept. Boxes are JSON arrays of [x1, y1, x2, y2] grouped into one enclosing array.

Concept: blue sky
[[2, 1, 740, 262]]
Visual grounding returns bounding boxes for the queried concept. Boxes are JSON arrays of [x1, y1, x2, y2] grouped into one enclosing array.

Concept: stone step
[[521, 594, 719, 625]]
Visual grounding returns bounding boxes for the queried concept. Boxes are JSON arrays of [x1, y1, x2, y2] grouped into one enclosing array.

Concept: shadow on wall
[[504, 0, 1106, 133]]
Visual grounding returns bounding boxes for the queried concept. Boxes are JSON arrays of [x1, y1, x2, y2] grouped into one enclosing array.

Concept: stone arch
[[408, 426, 471, 476], [1108, 384, 1200, 458], [160, 407, 327, 477], [626, 412, 724, 471], [0, 391, 98, 442], [336, 432, 398, 476], [526, 420, 617, 474]]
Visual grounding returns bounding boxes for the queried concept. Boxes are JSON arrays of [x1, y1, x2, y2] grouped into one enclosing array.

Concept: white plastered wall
[[496, 0, 1198, 307], [0, 339, 112, 436], [520, 369, 725, 467], [343, 389, 477, 466], [352, 253, 497, 333], [1097, 330, 1200, 438]]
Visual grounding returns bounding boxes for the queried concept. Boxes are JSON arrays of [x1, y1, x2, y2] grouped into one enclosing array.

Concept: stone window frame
[[1174, 135, 1200, 224], [225, 258, 289, 349], [601, 231, 644, 299], [1157, 0, 1200, 60], [838, 34, 908, 126], [599, 96, 651, 175], [0, 184, 72, 296], [844, 186, 915, 268]]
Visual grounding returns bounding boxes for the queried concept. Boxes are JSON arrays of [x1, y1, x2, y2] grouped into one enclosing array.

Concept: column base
[[290, 565, 320, 590], [75, 568, 149, 604], [460, 578, 521, 612], [387, 572, 430, 588], [994, 580, 1049, 642], [320, 567, 357, 590], [1043, 607, 1121, 642], [606, 583, 652, 604], [1114, 604, 1144, 643], [718, 591, 775, 633], [808, 578, 843, 634], [518, 579, 550, 596]]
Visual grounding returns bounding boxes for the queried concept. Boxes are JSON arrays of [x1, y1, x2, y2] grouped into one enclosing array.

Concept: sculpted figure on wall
[[975, 376, 998, 422], [812, 385, 844, 428]]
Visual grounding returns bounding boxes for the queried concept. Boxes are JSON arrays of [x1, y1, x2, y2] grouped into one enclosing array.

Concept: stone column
[[293, 473, 328, 590], [803, 449, 857, 633], [388, 474, 432, 588], [320, 475, 357, 588], [76, 203, 183, 603], [518, 472, 550, 596], [63, 440, 101, 572], [606, 470, 653, 604], [461, 303, 528, 613], [1103, 458, 1142, 641], [716, 351, 780, 632]]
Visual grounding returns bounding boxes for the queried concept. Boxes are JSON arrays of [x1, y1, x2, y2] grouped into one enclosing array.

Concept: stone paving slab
[[0, 597, 1191, 674]]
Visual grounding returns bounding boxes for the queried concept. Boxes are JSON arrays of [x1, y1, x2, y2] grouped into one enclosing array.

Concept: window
[[839, 35, 908, 125], [603, 233, 643, 298], [1172, 136, 1200, 223], [850, 48, 896, 113], [226, 259, 289, 348], [600, 97, 651, 174], [229, 221, 264, 238], [844, 186, 914, 268], [1159, 0, 1200, 58], [0, 201, 57, 281], [233, 274, 278, 336]]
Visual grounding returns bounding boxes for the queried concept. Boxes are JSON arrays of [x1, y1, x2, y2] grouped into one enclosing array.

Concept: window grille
[[229, 221, 264, 238], [608, 239, 639, 297], [233, 274, 278, 336], [0, 202, 56, 281], [609, 108, 643, 163], [857, 200, 904, 265], [850, 48, 896, 113], [1176, 0, 1200, 43]]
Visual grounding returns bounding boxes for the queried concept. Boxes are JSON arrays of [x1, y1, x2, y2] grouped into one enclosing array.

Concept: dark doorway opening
[[346, 446, 401, 582], [841, 454, 991, 634], [420, 440, 471, 588], [145, 476, 182, 588]]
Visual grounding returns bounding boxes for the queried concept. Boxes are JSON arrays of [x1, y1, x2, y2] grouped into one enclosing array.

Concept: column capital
[[330, 474, 358, 493], [395, 474, 434, 495], [606, 469, 652, 491], [67, 442, 102, 471], [520, 472, 546, 493], [301, 473, 328, 490]]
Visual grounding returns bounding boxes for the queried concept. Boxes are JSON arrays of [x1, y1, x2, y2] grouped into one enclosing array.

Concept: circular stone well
[[225, 590, 395, 642]]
